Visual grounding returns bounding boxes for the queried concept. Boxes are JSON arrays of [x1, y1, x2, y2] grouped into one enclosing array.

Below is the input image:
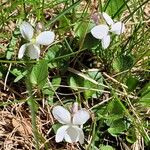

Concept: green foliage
[[11, 68, 27, 82], [52, 123, 62, 134], [42, 77, 61, 104], [45, 45, 61, 68], [6, 30, 19, 59], [107, 118, 128, 136], [97, 99, 130, 136], [104, 0, 125, 17], [83, 33, 100, 50], [30, 60, 48, 88], [83, 70, 103, 99], [126, 75, 139, 92], [0, 0, 150, 149], [139, 82, 150, 106], [100, 145, 114, 150], [126, 127, 137, 144], [68, 69, 103, 99], [74, 20, 91, 39], [45, 44, 69, 69], [113, 55, 134, 72], [58, 15, 71, 34]]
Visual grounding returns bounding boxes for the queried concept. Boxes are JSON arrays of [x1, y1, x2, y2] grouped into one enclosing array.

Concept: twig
[[90, 97, 113, 110], [68, 67, 109, 88], [103, 72, 128, 89], [4, 63, 12, 90]]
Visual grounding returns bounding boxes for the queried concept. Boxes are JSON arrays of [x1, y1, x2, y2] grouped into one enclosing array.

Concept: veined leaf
[[104, 0, 125, 17], [30, 60, 48, 89]]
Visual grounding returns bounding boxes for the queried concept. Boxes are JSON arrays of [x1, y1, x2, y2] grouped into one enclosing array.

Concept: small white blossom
[[91, 12, 125, 49], [52, 103, 90, 144], [18, 21, 55, 59]]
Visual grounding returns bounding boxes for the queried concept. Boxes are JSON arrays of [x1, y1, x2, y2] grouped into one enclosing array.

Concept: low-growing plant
[[0, 0, 149, 149]]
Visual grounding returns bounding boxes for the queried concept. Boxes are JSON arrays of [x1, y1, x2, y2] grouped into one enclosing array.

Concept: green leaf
[[52, 123, 62, 134], [100, 145, 114, 150], [52, 77, 61, 91], [68, 69, 103, 99], [42, 77, 61, 95], [126, 76, 139, 91], [83, 70, 103, 99], [58, 15, 71, 34], [83, 33, 100, 50], [11, 68, 27, 82], [126, 128, 137, 144], [69, 75, 83, 91], [104, 0, 125, 17], [45, 45, 61, 68], [139, 82, 150, 106], [108, 118, 128, 136], [107, 99, 125, 116], [0, 71, 2, 79], [139, 92, 150, 107], [42, 77, 61, 104], [140, 82, 150, 96], [45, 44, 69, 69], [30, 60, 48, 88], [74, 21, 90, 38], [6, 30, 19, 59], [48, 0, 82, 25], [113, 55, 134, 72]]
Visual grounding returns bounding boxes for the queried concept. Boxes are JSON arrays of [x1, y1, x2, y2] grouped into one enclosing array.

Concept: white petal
[[20, 21, 34, 40], [64, 126, 80, 143], [73, 109, 90, 125], [111, 22, 125, 35], [91, 25, 109, 39], [78, 128, 84, 144], [36, 31, 55, 45], [55, 125, 69, 143], [102, 12, 114, 25], [52, 106, 71, 124], [27, 44, 40, 59], [18, 44, 28, 59], [101, 35, 111, 49]]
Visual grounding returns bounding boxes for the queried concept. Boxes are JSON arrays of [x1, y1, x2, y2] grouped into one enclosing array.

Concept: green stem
[[25, 62, 40, 150]]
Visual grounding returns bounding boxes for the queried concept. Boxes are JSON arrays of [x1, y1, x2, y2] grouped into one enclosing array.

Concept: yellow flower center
[[31, 38, 36, 44]]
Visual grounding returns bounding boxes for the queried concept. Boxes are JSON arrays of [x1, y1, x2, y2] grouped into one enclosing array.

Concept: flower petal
[[18, 44, 28, 59], [102, 12, 114, 26], [64, 126, 80, 143], [20, 21, 34, 40], [73, 109, 90, 125], [27, 44, 40, 59], [91, 25, 109, 39], [78, 128, 84, 144], [55, 125, 69, 143], [52, 106, 71, 124], [36, 31, 55, 45], [111, 22, 125, 35], [101, 35, 111, 49]]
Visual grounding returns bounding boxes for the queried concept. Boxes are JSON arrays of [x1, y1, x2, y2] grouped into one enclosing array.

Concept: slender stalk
[[25, 61, 40, 150]]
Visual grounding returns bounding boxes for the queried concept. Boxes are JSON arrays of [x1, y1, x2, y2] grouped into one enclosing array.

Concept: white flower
[[52, 103, 90, 144], [91, 12, 125, 49], [18, 21, 55, 59]]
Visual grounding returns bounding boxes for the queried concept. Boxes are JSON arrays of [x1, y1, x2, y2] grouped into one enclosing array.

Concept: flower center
[[31, 38, 36, 44]]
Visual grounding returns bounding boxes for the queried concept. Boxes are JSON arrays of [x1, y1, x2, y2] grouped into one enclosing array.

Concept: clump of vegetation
[[0, 0, 149, 149]]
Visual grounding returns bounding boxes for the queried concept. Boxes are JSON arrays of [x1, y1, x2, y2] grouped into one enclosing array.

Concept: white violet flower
[[18, 21, 55, 59], [52, 103, 90, 144], [91, 12, 125, 49]]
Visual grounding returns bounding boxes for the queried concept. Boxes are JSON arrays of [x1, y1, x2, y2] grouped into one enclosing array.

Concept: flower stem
[[25, 61, 40, 150]]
